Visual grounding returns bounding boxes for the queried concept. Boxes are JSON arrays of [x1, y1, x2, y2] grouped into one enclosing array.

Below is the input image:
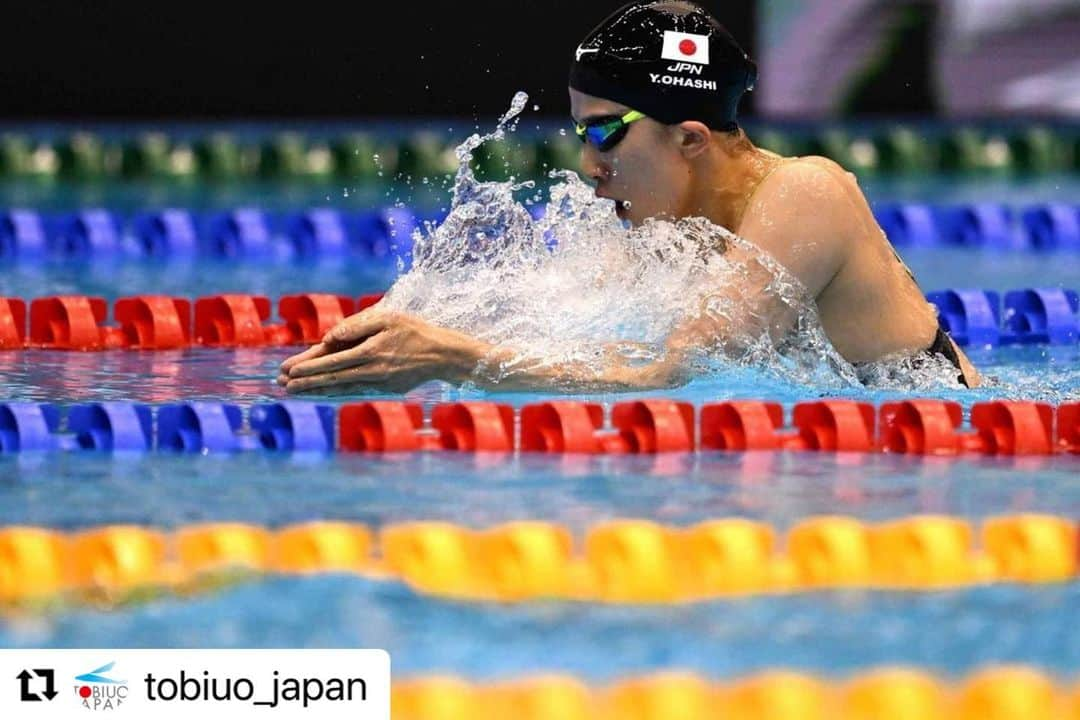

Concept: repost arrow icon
[[17, 669, 41, 701], [36, 668, 58, 700], [16, 668, 57, 702]]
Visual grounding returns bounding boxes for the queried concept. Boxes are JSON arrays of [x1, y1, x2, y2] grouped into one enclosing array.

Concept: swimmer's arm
[[461, 339, 687, 392], [280, 309, 687, 394], [735, 160, 854, 305]]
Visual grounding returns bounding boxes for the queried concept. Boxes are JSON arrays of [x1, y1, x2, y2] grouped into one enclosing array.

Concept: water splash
[[380, 92, 965, 393]]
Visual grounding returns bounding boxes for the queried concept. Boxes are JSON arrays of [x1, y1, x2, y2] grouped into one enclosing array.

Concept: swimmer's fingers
[[284, 364, 393, 394], [287, 334, 384, 379], [279, 309, 396, 379], [279, 342, 331, 376], [285, 380, 376, 397], [322, 309, 395, 346]]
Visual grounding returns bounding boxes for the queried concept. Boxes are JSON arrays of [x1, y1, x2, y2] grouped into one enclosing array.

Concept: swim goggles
[[574, 109, 646, 152]]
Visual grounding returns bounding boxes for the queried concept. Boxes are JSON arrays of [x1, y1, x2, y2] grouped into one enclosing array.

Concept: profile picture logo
[[74, 662, 128, 712]]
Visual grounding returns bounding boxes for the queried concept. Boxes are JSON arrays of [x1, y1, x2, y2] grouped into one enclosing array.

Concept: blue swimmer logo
[[74, 662, 128, 712], [76, 662, 125, 684]]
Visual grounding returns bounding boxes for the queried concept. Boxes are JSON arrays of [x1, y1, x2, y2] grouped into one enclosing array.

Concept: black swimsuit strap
[[927, 327, 970, 388]]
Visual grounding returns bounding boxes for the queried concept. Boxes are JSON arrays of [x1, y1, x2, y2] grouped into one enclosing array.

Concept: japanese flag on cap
[[661, 30, 710, 65]]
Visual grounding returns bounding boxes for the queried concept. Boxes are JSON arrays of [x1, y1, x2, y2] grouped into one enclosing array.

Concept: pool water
[[2, 443, 1079, 680], [1, 168, 1079, 689]]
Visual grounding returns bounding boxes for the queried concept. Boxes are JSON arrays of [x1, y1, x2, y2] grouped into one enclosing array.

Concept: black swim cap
[[569, 1, 756, 131]]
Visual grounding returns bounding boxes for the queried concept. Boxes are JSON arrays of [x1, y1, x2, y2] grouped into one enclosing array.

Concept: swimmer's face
[[569, 88, 693, 227]]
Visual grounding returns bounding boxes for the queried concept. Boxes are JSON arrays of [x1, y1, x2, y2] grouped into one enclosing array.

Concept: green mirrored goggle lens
[[573, 110, 645, 152]]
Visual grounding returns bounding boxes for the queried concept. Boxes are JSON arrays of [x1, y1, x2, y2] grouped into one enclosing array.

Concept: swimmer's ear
[[674, 121, 711, 160]]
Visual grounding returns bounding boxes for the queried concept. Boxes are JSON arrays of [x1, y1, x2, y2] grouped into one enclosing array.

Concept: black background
[[0, 1, 754, 120]]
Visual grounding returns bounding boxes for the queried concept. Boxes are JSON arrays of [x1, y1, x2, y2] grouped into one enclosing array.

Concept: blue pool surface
[[1, 170, 1079, 683]]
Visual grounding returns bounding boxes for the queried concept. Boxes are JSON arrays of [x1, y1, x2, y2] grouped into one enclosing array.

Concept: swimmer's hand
[[278, 309, 489, 394]]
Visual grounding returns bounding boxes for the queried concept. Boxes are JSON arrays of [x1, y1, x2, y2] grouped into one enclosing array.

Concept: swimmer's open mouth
[[596, 191, 630, 218]]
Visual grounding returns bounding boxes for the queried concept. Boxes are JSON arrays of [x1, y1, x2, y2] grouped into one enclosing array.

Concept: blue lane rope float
[[924, 290, 1002, 347], [0, 207, 420, 262], [1002, 289, 1080, 345], [52, 209, 124, 258], [1022, 203, 1080, 251], [874, 202, 1080, 251], [132, 209, 199, 257], [1, 204, 1079, 262]]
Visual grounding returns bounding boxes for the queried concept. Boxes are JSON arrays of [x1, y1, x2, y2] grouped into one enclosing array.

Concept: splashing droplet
[[374, 92, 965, 393]]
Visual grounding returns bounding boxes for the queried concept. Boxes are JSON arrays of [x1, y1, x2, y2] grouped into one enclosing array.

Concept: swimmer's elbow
[[644, 371, 686, 391], [618, 359, 688, 390]]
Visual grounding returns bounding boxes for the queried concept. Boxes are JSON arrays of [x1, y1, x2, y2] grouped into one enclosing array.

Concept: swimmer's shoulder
[[754, 154, 857, 204], [776, 155, 893, 257], [745, 153, 864, 252], [763, 155, 872, 223], [787, 154, 859, 185]]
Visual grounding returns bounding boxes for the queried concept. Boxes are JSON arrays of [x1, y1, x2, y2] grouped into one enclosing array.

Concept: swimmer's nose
[[579, 144, 609, 183]]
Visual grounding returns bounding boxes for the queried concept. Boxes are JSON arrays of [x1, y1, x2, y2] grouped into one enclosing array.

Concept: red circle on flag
[[679, 39, 697, 56], [80, 686, 92, 698]]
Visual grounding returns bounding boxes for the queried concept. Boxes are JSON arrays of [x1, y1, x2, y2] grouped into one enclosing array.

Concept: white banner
[[0, 649, 389, 719]]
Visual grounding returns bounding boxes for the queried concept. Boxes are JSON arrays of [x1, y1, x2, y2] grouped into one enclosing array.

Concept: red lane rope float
[[113, 296, 192, 349], [278, 293, 355, 343], [790, 401, 876, 452], [699, 400, 877, 452], [357, 293, 384, 310], [430, 402, 515, 451], [338, 402, 515, 452], [1060, 402, 1079, 453], [0, 297, 26, 349], [610, 400, 696, 453], [879, 399, 1056, 455], [338, 402, 436, 452], [970, 401, 1055, 455], [1, 292, 389, 350], [24, 294, 193, 350], [699, 401, 786, 451], [520, 401, 610, 453], [519, 400, 696, 453], [29, 295, 123, 350], [193, 294, 289, 347], [879, 399, 964, 454]]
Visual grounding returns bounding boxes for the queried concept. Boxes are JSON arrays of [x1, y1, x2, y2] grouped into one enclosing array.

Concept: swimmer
[[280, 0, 979, 393]]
